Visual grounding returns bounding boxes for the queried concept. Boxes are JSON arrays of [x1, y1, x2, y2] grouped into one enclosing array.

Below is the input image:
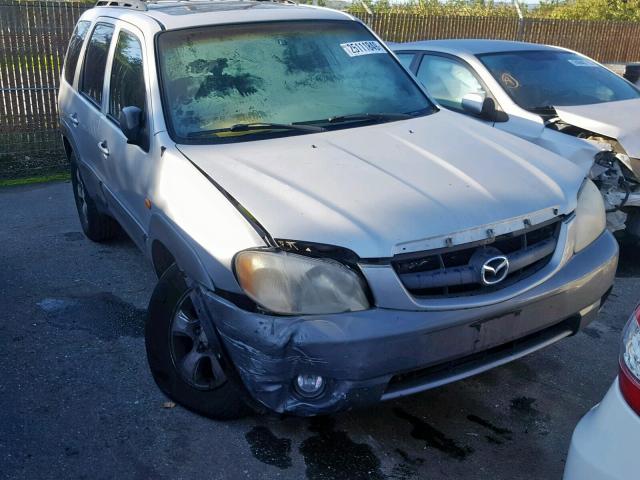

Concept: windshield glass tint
[[478, 50, 640, 111], [157, 21, 432, 141]]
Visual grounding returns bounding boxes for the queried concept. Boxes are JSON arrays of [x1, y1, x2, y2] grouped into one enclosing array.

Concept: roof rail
[[95, 0, 297, 11], [95, 0, 148, 10]]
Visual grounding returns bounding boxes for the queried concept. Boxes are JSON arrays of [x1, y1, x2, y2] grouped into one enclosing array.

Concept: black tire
[[145, 264, 253, 420], [70, 152, 118, 242], [624, 210, 640, 247]]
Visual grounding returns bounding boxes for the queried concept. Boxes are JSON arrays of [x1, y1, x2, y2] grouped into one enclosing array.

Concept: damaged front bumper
[[605, 189, 640, 208], [199, 231, 618, 416], [589, 152, 640, 232]]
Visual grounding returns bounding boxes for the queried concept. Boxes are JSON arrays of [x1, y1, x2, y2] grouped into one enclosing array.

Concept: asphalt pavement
[[1, 181, 639, 480]]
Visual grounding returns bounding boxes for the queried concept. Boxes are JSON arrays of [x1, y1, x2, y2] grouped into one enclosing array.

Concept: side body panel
[[144, 141, 266, 292]]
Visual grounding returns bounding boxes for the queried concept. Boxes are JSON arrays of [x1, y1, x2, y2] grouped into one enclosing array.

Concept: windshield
[[157, 21, 433, 143], [478, 50, 640, 112]]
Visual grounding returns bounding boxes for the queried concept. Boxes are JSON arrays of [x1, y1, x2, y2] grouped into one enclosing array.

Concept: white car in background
[[391, 40, 640, 239], [564, 303, 640, 480]]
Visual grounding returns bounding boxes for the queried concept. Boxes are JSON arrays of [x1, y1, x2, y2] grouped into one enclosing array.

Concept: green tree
[[536, 0, 640, 21], [348, 0, 640, 22]]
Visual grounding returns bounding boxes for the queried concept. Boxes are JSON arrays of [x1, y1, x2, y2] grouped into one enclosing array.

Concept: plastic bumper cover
[[564, 380, 640, 480], [201, 231, 618, 415]]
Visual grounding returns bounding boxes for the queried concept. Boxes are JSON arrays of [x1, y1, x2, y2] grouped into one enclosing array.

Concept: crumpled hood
[[178, 110, 583, 258], [555, 98, 640, 159]]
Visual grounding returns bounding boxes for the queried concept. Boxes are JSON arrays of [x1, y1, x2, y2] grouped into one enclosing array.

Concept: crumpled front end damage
[[194, 230, 617, 416], [546, 107, 640, 235], [590, 150, 640, 232], [200, 293, 391, 415]]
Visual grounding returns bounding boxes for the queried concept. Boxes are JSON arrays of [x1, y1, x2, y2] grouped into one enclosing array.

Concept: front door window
[[416, 55, 485, 111]]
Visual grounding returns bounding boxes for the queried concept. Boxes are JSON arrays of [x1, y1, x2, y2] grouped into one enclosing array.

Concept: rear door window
[[80, 23, 115, 106], [63, 20, 90, 86]]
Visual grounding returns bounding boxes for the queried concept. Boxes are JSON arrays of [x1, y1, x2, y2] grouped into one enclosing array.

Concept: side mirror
[[118, 106, 143, 145], [461, 92, 496, 120]]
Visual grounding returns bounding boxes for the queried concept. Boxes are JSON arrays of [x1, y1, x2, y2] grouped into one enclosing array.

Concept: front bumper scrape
[[199, 231, 618, 416]]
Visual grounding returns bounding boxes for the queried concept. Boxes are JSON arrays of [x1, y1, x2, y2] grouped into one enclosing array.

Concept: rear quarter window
[[63, 20, 90, 86], [80, 23, 115, 106]]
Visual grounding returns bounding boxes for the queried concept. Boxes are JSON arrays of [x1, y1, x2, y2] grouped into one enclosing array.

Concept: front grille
[[392, 219, 561, 298]]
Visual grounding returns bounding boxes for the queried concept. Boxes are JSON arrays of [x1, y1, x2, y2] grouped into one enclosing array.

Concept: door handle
[[98, 140, 109, 157], [70, 113, 79, 127]]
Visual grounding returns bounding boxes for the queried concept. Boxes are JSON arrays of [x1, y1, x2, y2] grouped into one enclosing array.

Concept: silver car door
[[75, 21, 116, 195], [98, 23, 152, 249]]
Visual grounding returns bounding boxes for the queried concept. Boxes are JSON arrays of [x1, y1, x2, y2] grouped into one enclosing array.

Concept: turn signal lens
[[574, 179, 606, 253], [619, 305, 640, 415]]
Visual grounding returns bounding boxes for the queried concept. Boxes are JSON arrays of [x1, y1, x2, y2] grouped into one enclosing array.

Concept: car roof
[[91, 0, 353, 31], [390, 39, 567, 55]]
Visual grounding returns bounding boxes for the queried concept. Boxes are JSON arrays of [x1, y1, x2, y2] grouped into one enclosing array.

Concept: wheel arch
[[60, 123, 79, 160], [151, 239, 176, 279], [62, 135, 73, 159], [147, 214, 215, 290]]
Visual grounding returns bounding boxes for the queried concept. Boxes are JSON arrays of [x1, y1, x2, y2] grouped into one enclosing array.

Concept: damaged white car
[[391, 40, 640, 238]]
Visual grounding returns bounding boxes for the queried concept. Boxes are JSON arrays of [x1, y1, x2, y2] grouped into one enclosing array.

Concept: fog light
[[295, 374, 324, 397]]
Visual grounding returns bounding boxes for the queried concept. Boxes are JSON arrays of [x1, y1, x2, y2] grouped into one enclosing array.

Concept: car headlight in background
[[235, 250, 370, 315], [574, 179, 606, 253]]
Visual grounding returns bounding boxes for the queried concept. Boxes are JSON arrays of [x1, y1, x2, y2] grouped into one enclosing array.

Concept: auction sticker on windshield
[[341, 41, 385, 57]]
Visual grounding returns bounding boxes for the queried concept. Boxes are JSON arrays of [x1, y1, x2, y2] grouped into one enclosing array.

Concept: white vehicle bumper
[[564, 379, 640, 480]]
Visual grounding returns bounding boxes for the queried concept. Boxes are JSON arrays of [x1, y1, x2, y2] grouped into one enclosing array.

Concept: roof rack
[[94, 0, 296, 11], [95, 0, 148, 10]]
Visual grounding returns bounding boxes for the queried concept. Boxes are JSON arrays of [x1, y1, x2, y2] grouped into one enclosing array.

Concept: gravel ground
[[1, 181, 639, 480]]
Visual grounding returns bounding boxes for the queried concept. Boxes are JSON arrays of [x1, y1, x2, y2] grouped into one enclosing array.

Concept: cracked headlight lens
[[235, 250, 370, 315], [574, 179, 606, 253]]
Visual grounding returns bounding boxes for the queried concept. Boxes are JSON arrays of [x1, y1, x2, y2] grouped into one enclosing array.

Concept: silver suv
[[59, 0, 618, 418]]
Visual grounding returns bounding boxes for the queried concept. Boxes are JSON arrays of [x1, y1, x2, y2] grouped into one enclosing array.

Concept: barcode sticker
[[340, 41, 385, 57]]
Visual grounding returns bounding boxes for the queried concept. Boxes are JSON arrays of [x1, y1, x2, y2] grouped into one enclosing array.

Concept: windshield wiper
[[326, 112, 414, 124], [527, 106, 557, 114], [187, 122, 325, 138]]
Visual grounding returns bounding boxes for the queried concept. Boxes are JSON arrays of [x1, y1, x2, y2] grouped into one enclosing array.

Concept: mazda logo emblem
[[481, 256, 510, 285]]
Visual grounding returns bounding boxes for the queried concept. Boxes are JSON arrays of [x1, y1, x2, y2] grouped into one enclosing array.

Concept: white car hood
[[555, 98, 640, 159], [178, 110, 583, 258]]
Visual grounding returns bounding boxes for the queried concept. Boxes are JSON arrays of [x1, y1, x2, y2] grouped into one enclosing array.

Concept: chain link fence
[[0, 1, 89, 180], [1, 1, 640, 180], [351, 12, 640, 64]]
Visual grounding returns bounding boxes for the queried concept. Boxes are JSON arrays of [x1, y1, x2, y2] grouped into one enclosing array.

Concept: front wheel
[[145, 264, 252, 420]]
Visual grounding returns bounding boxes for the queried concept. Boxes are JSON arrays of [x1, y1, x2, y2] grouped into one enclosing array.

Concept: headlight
[[234, 250, 370, 315], [574, 179, 606, 253]]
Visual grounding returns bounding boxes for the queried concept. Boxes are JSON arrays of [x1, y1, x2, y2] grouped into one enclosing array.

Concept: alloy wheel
[[169, 291, 226, 390], [74, 168, 89, 225]]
